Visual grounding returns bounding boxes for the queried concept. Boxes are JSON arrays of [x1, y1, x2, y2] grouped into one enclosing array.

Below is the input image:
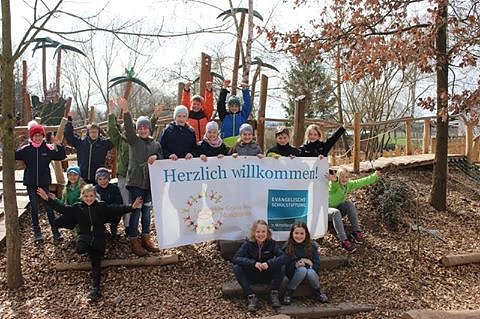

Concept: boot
[[246, 294, 258, 312], [270, 289, 281, 308], [141, 234, 160, 253], [52, 228, 64, 241], [110, 223, 119, 239], [129, 237, 148, 257], [314, 289, 329, 303], [88, 286, 102, 301], [282, 289, 293, 305], [33, 226, 44, 243]]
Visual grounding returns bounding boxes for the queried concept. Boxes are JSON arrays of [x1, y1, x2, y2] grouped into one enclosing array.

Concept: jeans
[[233, 264, 285, 297], [127, 186, 152, 237], [328, 200, 361, 241], [117, 176, 130, 227], [287, 266, 320, 290], [27, 185, 56, 230]]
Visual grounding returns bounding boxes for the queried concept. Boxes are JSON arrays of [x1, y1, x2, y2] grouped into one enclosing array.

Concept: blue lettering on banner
[[267, 189, 308, 231]]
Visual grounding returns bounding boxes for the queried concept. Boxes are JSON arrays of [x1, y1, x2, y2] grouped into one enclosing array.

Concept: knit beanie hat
[[205, 121, 219, 133], [173, 105, 189, 119], [27, 120, 39, 130], [136, 116, 151, 131], [66, 165, 80, 176], [227, 96, 241, 107], [29, 124, 46, 139], [95, 167, 110, 181], [239, 123, 253, 135]]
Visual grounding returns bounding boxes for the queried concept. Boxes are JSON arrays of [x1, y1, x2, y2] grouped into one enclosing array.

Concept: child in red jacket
[[182, 81, 214, 142]]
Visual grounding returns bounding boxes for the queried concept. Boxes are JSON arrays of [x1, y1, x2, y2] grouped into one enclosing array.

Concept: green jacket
[[108, 114, 130, 177], [124, 112, 163, 190], [58, 182, 82, 206], [329, 172, 378, 208]]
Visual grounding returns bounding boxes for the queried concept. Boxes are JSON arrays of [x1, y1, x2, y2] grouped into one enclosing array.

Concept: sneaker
[[282, 289, 293, 305], [341, 239, 356, 253], [88, 287, 102, 301], [246, 294, 258, 312], [33, 228, 44, 243], [351, 231, 364, 245], [52, 229, 64, 241], [270, 289, 281, 308], [314, 290, 329, 303]]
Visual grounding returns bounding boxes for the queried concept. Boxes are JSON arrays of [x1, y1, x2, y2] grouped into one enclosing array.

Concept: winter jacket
[[65, 118, 114, 183], [107, 114, 129, 178], [182, 88, 214, 142], [124, 112, 163, 190], [266, 143, 300, 157], [230, 141, 262, 156], [329, 172, 378, 208], [48, 198, 133, 250], [217, 88, 252, 146], [15, 141, 66, 187], [233, 239, 289, 268], [195, 140, 229, 157], [160, 121, 197, 159], [283, 242, 320, 278], [299, 126, 346, 157], [60, 182, 82, 205], [95, 183, 123, 206]]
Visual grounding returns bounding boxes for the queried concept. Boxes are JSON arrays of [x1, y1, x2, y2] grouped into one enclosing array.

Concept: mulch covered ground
[[0, 166, 479, 319]]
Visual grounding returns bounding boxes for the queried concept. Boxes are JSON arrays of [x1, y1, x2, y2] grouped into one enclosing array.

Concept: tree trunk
[[242, 0, 254, 84], [55, 49, 62, 93], [231, 12, 245, 96], [42, 43, 47, 99], [1, 0, 24, 289], [430, 0, 448, 211]]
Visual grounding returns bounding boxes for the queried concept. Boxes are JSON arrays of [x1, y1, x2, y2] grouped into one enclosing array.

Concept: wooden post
[[231, 12, 246, 96], [21, 60, 28, 126], [293, 96, 306, 148], [199, 52, 212, 98], [55, 49, 62, 93], [52, 118, 67, 186], [177, 82, 184, 105], [432, 137, 437, 154], [353, 112, 361, 173], [405, 118, 413, 155], [257, 75, 268, 150], [472, 136, 480, 162], [63, 97, 72, 118], [422, 119, 431, 154], [465, 121, 474, 163], [88, 106, 96, 124]]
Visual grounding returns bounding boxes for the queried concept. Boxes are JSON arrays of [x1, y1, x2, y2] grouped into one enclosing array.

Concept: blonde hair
[[80, 184, 101, 202], [304, 124, 324, 143], [336, 167, 350, 180], [62, 177, 86, 203], [248, 219, 272, 242]]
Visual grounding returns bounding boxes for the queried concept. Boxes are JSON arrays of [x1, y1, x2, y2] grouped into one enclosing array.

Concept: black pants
[[76, 235, 105, 289], [233, 263, 285, 297]]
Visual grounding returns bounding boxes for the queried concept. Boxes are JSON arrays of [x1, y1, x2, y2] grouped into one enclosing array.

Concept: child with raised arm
[[94, 167, 123, 238], [182, 81, 214, 142], [37, 185, 142, 301], [15, 124, 66, 242], [266, 126, 300, 158], [160, 105, 197, 160], [230, 123, 264, 158], [282, 222, 328, 305], [196, 121, 229, 161], [328, 168, 380, 253], [232, 220, 289, 312], [118, 97, 163, 256], [217, 80, 252, 148], [299, 123, 345, 158], [65, 111, 113, 184]]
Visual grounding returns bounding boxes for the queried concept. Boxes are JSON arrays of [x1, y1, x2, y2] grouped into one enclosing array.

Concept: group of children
[[15, 79, 380, 304]]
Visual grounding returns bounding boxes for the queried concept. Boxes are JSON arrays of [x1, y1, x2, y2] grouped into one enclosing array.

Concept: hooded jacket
[[107, 114, 129, 178], [182, 88, 214, 142], [217, 88, 252, 144], [329, 172, 378, 208]]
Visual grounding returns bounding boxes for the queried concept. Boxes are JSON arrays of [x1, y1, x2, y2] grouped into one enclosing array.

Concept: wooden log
[[402, 309, 480, 319], [258, 315, 290, 319], [257, 74, 268, 151], [231, 12, 245, 96], [177, 82, 184, 105], [441, 252, 480, 267], [423, 119, 431, 154], [278, 303, 375, 318], [353, 112, 361, 173], [52, 117, 68, 186], [293, 96, 306, 148], [88, 106, 96, 124], [55, 254, 178, 271], [199, 52, 212, 98], [465, 121, 474, 163]]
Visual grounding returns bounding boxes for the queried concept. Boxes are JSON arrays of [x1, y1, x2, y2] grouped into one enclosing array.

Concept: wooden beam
[[231, 12, 246, 96], [293, 96, 306, 148], [441, 252, 480, 267], [465, 121, 474, 163], [405, 118, 413, 155], [402, 310, 480, 319], [423, 118, 431, 154], [55, 254, 179, 271], [177, 82, 184, 105], [199, 52, 212, 98], [257, 75, 268, 151], [353, 112, 361, 173], [88, 106, 95, 124], [21, 60, 28, 126], [278, 303, 375, 318], [52, 117, 68, 186]]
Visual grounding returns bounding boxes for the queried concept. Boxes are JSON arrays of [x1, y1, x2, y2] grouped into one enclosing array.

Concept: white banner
[[149, 157, 328, 249]]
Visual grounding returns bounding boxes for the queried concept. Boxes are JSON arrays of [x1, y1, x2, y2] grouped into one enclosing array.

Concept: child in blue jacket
[[15, 124, 66, 242], [217, 80, 252, 148]]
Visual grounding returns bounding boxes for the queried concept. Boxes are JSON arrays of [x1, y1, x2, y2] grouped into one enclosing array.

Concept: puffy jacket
[[65, 119, 113, 183], [283, 242, 320, 278], [299, 126, 345, 157], [266, 143, 300, 157], [15, 141, 66, 186], [217, 88, 252, 146], [107, 114, 129, 177], [182, 88, 214, 142], [329, 172, 378, 208], [230, 141, 262, 156], [195, 140, 229, 157], [95, 183, 123, 205], [60, 182, 82, 205], [160, 122, 197, 159], [124, 112, 163, 190], [233, 238, 289, 268]]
